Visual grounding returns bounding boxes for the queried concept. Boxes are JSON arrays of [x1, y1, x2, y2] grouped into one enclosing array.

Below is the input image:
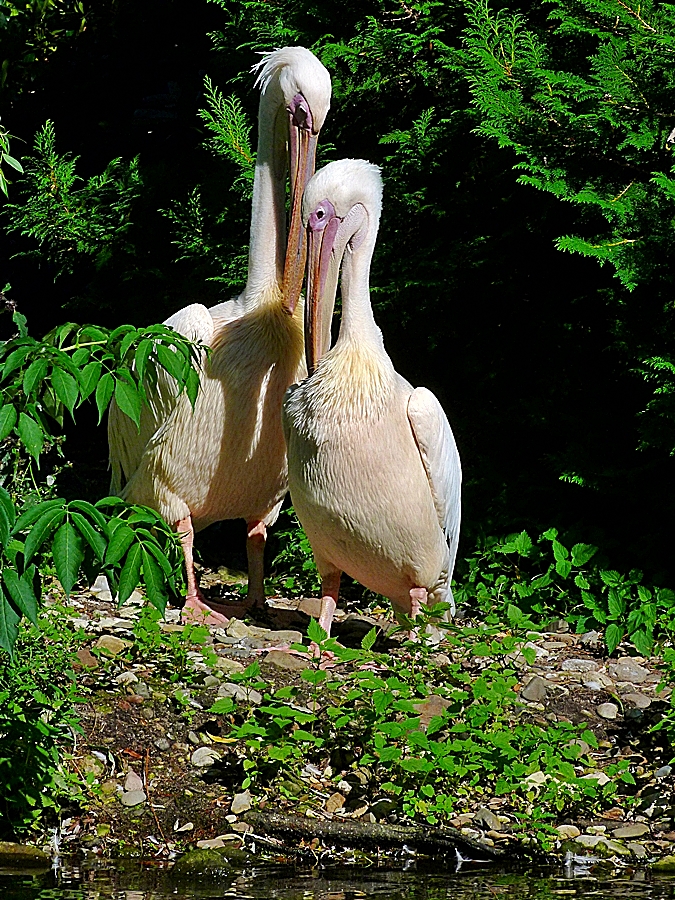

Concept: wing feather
[[407, 387, 462, 580]]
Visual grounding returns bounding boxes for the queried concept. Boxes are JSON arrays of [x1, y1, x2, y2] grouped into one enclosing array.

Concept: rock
[[655, 766, 672, 778], [561, 659, 598, 673], [580, 631, 601, 647], [81, 754, 105, 777], [547, 619, 570, 633], [0, 841, 50, 867], [556, 824, 581, 839], [571, 834, 630, 856], [524, 771, 548, 787], [217, 683, 262, 705], [94, 634, 131, 657], [652, 854, 675, 871], [197, 838, 226, 850], [175, 821, 194, 832], [90, 574, 111, 595], [124, 769, 144, 792], [623, 692, 651, 709], [75, 647, 99, 669], [263, 629, 303, 647], [326, 792, 346, 813], [154, 738, 170, 751], [474, 807, 502, 831], [134, 682, 151, 699], [215, 657, 245, 674], [203, 675, 220, 688], [298, 597, 323, 618], [188, 731, 201, 746], [231, 790, 252, 814], [115, 671, 138, 685], [521, 675, 548, 703], [596, 702, 619, 720], [120, 790, 146, 807], [627, 842, 647, 859], [414, 694, 451, 728], [171, 849, 231, 880], [226, 619, 251, 640], [191, 747, 220, 768], [608, 658, 649, 685], [613, 823, 649, 839], [582, 680, 605, 691], [263, 650, 308, 671], [581, 772, 611, 786]]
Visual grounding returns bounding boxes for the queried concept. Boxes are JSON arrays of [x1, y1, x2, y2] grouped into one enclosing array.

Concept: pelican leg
[[245, 519, 267, 609], [408, 587, 428, 641], [318, 570, 341, 638], [178, 516, 230, 627]]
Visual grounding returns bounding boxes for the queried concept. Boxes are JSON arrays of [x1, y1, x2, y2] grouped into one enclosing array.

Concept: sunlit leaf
[[52, 521, 84, 597]]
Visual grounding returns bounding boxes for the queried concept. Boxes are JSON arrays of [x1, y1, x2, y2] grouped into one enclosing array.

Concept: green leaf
[[23, 506, 66, 562], [52, 521, 84, 597], [4, 154, 24, 174], [79, 361, 102, 400], [114, 377, 142, 427], [104, 523, 135, 565], [17, 413, 44, 461], [552, 540, 569, 562], [95, 372, 114, 422], [631, 628, 653, 656], [156, 342, 185, 381], [555, 559, 572, 579], [361, 627, 377, 651], [13, 498, 65, 534], [571, 543, 597, 566], [68, 499, 107, 529], [605, 623, 623, 655], [119, 329, 139, 361], [2, 345, 31, 379], [0, 487, 15, 546], [134, 339, 154, 381], [0, 588, 20, 656], [141, 547, 167, 615], [307, 618, 327, 645], [118, 543, 142, 604], [0, 404, 17, 441], [23, 358, 48, 396], [51, 366, 79, 415], [2, 569, 38, 625], [71, 512, 107, 560]]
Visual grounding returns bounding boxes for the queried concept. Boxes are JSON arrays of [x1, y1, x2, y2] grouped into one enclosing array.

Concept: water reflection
[[2, 863, 675, 900]]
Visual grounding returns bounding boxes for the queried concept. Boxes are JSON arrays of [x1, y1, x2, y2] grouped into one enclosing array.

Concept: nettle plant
[[209, 619, 632, 848], [456, 529, 675, 655], [0, 302, 205, 654]]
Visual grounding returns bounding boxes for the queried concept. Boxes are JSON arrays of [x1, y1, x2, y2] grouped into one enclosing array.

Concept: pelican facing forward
[[109, 48, 331, 624], [283, 159, 461, 637]]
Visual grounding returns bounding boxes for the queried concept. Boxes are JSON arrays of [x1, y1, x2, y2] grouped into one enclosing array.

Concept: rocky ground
[[7, 570, 675, 876]]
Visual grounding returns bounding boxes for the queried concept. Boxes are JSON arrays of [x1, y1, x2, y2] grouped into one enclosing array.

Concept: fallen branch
[[242, 810, 507, 860]]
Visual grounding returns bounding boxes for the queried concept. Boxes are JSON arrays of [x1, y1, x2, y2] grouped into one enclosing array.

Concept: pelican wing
[[407, 387, 462, 576], [108, 303, 215, 493]]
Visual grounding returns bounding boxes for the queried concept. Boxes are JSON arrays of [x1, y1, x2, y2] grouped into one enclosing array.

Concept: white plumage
[[283, 159, 461, 637], [108, 47, 331, 624]]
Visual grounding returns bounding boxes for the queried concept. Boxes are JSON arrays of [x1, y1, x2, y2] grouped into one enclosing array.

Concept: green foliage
[[3, 121, 142, 277], [0, 607, 84, 835], [265, 507, 320, 598], [198, 76, 255, 193], [460, 0, 675, 291], [0, 120, 22, 195], [132, 605, 215, 683], [209, 618, 631, 847], [457, 528, 674, 656]]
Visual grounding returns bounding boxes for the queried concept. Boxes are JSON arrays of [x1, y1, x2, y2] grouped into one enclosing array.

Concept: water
[[2, 862, 675, 900]]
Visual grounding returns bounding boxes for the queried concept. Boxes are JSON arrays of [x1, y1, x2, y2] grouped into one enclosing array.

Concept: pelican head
[[255, 47, 332, 314], [302, 159, 382, 375]]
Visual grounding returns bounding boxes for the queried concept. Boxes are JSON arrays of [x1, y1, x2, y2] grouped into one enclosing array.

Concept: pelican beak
[[283, 97, 318, 315], [305, 209, 339, 376]]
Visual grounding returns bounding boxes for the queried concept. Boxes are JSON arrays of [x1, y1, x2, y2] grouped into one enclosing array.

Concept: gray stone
[[627, 842, 647, 859], [655, 765, 672, 778], [263, 629, 303, 647], [263, 650, 308, 671], [613, 823, 649, 839], [580, 630, 601, 646], [215, 657, 245, 674], [572, 834, 630, 857], [124, 770, 144, 793], [0, 842, 50, 867], [203, 675, 220, 688], [226, 619, 251, 639], [154, 738, 170, 752], [217, 683, 262, 705], [120, 790, 146, 807], [561, 659, 598, 673], [608, 658, 649, 685], [231, 790, 252, 814], [191, 747, 220, 767], [474, 807, 502, 831], [596, 702, 619, 720], [556, 824, 581, 839], [188, 731, 201, 746], [171, 849, 231, 880], [582, 680, 605, 691], [115, 671, 138, 686], [623, 692, 651, 709], [94, 634, 131, 656], [521, 675, 548, 702], [298, 597, 323, 618]]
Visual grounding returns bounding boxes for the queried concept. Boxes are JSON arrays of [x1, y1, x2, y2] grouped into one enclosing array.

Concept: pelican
[[283, 159, 461, 638], [109, 48, 331, 625]]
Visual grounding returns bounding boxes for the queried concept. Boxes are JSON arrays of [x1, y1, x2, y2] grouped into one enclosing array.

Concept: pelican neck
[[335, 225, 381, 349]]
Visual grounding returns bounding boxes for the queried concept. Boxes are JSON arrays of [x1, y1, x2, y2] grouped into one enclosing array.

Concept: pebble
[[231, 790, 252, 814], [562, 659, 598, 673], [608, 658, 649, 685], [116, 672, 138, 686], [580, 631, 601, 646], [124, 770, 144, 793], [154, 738, 170, 751], [521, 675, 548, 703], [556, 825, 581, 839], [627, 842, 647, 859], [623, 692, 651, 709], [652, 854, 675, 871], [188, 731, 201, 746], [226, 619, 251, 639], [95, 634, 131, 656], [203, 675, 220, 688], [215, 657, 246, 674], [326, 792, 346, 813], [191, 747, 220, 767], [75, 648, 99, 669], [414, 694, 451, 728], [120, 790, 146, 807], [655, 766, 672, 778], [613, 823, 649, 839], [596, 702, 619, 720], [0, 842, 50, 867], [474, 807, 502, 831], [217, 683, 263, 705], [263, 650, 308, 671], [135, 682, 151, 699], [581, 772, 610, 786], [298, 597, 323, 618]]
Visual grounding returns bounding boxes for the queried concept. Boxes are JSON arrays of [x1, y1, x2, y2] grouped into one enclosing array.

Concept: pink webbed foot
[[407, 587, 428, 641], [181, 592, 231, 627]]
